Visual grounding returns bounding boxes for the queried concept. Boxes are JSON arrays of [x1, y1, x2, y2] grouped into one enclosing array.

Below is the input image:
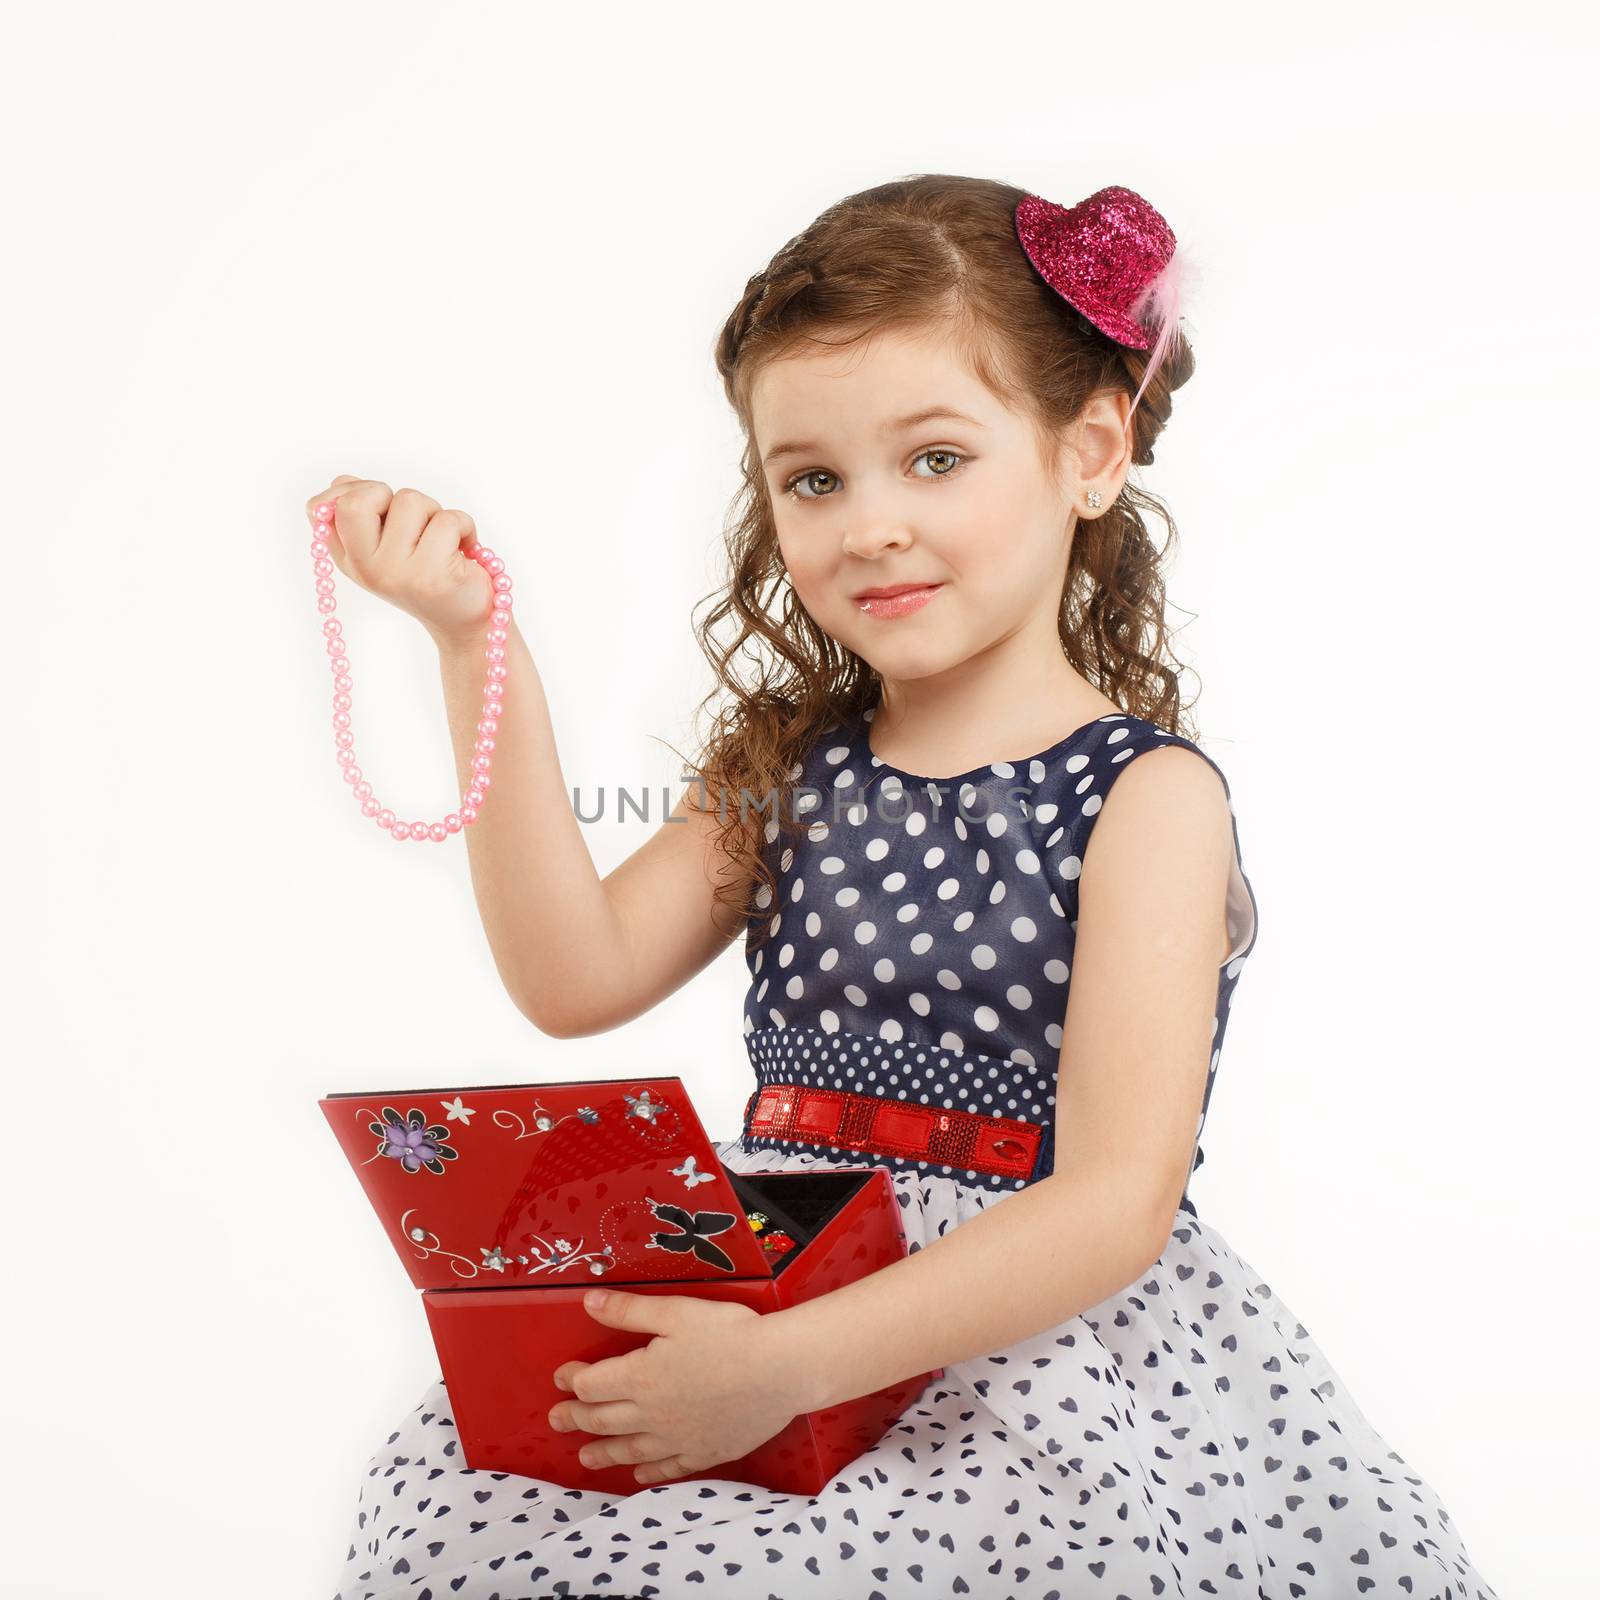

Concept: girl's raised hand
[[304, 476, 497, 649]]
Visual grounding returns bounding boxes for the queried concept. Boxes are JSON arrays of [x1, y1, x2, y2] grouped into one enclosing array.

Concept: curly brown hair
[[675, 172, 1200, 954]]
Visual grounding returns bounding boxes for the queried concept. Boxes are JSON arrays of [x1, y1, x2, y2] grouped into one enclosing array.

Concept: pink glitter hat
[[1013, 185, 1190, 424]]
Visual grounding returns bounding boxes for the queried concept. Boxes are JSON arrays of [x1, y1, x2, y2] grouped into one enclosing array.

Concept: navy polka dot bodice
[[739, 693, 1260, 1210]]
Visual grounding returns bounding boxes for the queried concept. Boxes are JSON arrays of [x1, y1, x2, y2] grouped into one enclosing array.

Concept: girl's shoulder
[[1075, 713, 1242, 807], [1024, 710, 1246, 847], [1034, 712, 1259, 967]]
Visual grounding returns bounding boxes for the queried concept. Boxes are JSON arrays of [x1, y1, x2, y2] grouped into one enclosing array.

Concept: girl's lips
[[855, 584, 943, 619]]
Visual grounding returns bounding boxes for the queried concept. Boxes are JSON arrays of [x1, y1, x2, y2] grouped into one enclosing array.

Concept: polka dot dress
[[331, 698, 1499, 1600]]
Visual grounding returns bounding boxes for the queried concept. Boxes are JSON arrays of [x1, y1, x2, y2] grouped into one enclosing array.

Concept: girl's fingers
[[304, 474, 361, 525], [373, 485, 441, 563], [557, 1348, 643, 1405], [308, 477, 390, 568], [554, 1397, 648, 1437], [580, 1433, 677, 1471], [414, 507, 478, 572], [305, 476, 364, 570]]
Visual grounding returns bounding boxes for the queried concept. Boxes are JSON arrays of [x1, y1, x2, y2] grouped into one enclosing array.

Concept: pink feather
[[1125, 244, 1192, 427]]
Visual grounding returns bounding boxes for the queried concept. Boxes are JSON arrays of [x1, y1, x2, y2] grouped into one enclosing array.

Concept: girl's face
[[751, 323, 1125, 684]]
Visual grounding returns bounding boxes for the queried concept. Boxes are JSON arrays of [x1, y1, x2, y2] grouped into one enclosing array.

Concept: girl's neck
[[864, 671, 1124, 781]]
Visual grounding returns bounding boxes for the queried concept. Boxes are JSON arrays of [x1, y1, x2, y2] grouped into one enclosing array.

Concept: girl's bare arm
[[433, 615, 754, 1036]]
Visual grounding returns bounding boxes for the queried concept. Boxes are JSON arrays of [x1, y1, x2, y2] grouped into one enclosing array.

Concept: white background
[[6, 2, 1593, 1594]]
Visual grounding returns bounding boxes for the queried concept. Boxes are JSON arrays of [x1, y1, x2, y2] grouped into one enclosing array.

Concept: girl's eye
[[783, 448, 969, 503]]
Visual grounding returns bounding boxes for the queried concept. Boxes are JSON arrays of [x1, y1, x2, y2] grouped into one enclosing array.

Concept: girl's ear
[[1071, 393, 1133, 506]]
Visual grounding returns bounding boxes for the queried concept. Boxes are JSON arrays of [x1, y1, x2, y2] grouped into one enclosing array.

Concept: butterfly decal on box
[[644, 1201, 741, 1273]]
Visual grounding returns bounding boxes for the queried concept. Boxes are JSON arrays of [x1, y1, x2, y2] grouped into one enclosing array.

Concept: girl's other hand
[[304, 476, 497, 650], [548, 1291, 808, 1484]]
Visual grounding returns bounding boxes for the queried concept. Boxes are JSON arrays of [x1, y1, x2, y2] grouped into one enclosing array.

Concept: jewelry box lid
[[320, 1075, 776, 1290]]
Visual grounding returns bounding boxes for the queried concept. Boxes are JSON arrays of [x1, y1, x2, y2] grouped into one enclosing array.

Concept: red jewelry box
[[320, 1075, 941, 1495]]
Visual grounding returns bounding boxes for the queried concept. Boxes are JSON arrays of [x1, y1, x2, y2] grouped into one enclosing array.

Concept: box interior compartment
[[722, 1167, 871, 1275]]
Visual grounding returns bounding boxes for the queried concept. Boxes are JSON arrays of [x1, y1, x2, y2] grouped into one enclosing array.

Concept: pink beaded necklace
[[309, 497, 512, 842]]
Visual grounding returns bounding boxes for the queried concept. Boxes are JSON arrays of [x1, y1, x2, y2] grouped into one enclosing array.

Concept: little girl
[[316, 176, 1497, 1600]]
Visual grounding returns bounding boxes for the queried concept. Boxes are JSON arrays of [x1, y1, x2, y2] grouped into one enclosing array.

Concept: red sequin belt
[[741, 1082, 1044, 1181]]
